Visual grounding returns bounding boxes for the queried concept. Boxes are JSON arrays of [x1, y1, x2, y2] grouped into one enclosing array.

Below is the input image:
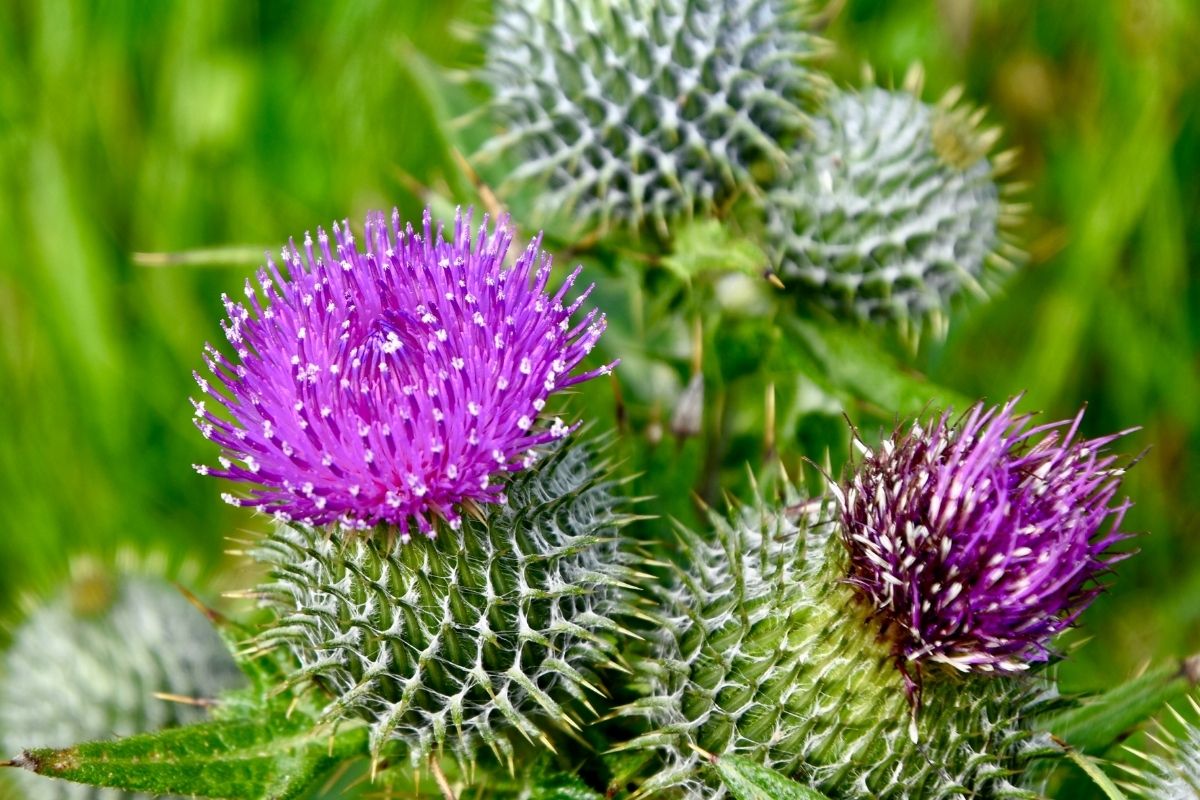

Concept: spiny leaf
[[7, 704, 368, 800], [661, 219, 768, 286], [1055, 738, 1128, 800], [1044, 656, 1200, 754], [784, 316, 970, 415], [704, 751, 833, 800], [526, 767, 604, 800]]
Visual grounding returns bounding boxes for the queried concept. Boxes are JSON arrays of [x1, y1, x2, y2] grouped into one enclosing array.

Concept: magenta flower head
[[836, 398, 1134, 686], [192, 207, 613, 537]]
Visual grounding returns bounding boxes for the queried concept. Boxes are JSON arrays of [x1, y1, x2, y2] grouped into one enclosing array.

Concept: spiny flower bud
[[254, 442, 635, 770], [192, 207, 612, 537], [0, 564, 243, 800], [766, 78, 1018, 334], [482, 0, 827, 234], [837, 398, 1134, 688], [621, 482, 1052, 799]]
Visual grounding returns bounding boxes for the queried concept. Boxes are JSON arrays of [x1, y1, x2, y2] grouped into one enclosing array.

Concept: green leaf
[[7, 706, 369, 800], [662, 219, 768, 285], [1057, 741, 1128, 800], [783, 317, 970, 417], [1043, 656, 1199, 754], [527, 769, 604, 800], [707, 752, 833, 800]]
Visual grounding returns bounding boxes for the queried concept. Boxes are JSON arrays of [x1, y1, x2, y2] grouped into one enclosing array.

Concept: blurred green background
[[0, 0, 1196, 781]]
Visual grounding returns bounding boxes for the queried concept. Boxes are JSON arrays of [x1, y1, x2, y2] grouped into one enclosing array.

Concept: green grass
[[0, 1, 1197, 795]]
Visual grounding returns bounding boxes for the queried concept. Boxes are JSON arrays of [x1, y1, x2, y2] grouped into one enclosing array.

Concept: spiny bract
[[1126, 695, 1200, 799], [621, 484, 1051, 799], [0, 568, 244, 800], [766, 81, 1016, 333], [482, 0, 827, 234], [254, 442, 635, 770]]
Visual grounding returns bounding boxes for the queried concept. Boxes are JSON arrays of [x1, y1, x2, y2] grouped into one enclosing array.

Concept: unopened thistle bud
[[766, 80, 1018, 333], [482, 0, 827, 234], [1127, 696, 1200, 799]]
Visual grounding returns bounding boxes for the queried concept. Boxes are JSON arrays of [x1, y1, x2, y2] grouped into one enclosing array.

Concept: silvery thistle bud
[[193, 208, 632, 769], [482, 0, 828, 234], [766, 79, 1020, 335], [0, 564, 243, 800], [623, 400, 1134, 798]]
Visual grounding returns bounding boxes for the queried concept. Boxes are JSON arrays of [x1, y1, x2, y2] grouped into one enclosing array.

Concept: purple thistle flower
[[836, 398, 1134, 683], [192, 207, 613, 537]]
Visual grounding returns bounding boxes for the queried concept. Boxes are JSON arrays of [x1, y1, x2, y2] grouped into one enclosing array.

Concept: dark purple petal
[[837, 398, 1135, 675], [193, 207, 612, 537]]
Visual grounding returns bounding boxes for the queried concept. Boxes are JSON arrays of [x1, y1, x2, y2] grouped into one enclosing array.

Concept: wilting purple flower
[[192, 207, 612, 536], [836, 398, 1134, 682]]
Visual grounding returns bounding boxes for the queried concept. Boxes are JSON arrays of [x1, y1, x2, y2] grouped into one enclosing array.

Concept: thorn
[[153, 692, 218, 708], [430, 755, 457, 800], [765, 271, 785, 289], [221, 590, 267, 600], [450, 148, 505, 224], [686, 742, 717, 763], [174, 583, 229, 626]]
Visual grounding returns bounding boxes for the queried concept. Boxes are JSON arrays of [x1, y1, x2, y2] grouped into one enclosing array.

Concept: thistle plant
[[766, 75, 1018, 334], [189, 207, 629, 770], [622, 399, 1134, 798], [0, 563, 243, 800], [482, 0, 827, 234], [3, 6, 1170, 800]]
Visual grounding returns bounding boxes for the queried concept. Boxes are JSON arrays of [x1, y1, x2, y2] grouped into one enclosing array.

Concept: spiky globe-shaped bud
[[838, 398, 1134, 684], [0, 564, 244, 800], [766, 80, 1015, 331], [482, 0, 827, 234], [623, 483, 1051, 799], [192, 207, 612, 536], [254, 442, 635, 769]]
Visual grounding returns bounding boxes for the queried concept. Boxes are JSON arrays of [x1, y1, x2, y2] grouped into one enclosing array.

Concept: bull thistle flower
[[192, 207, 612, 537], [624, 401, 1134, 798], [193, 207, 630, 770], [836, 398, 1135, 697], [623, 482, 1054, 799]]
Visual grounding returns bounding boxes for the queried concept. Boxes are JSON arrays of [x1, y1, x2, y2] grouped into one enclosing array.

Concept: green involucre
[[254, 443, 636, 770]]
